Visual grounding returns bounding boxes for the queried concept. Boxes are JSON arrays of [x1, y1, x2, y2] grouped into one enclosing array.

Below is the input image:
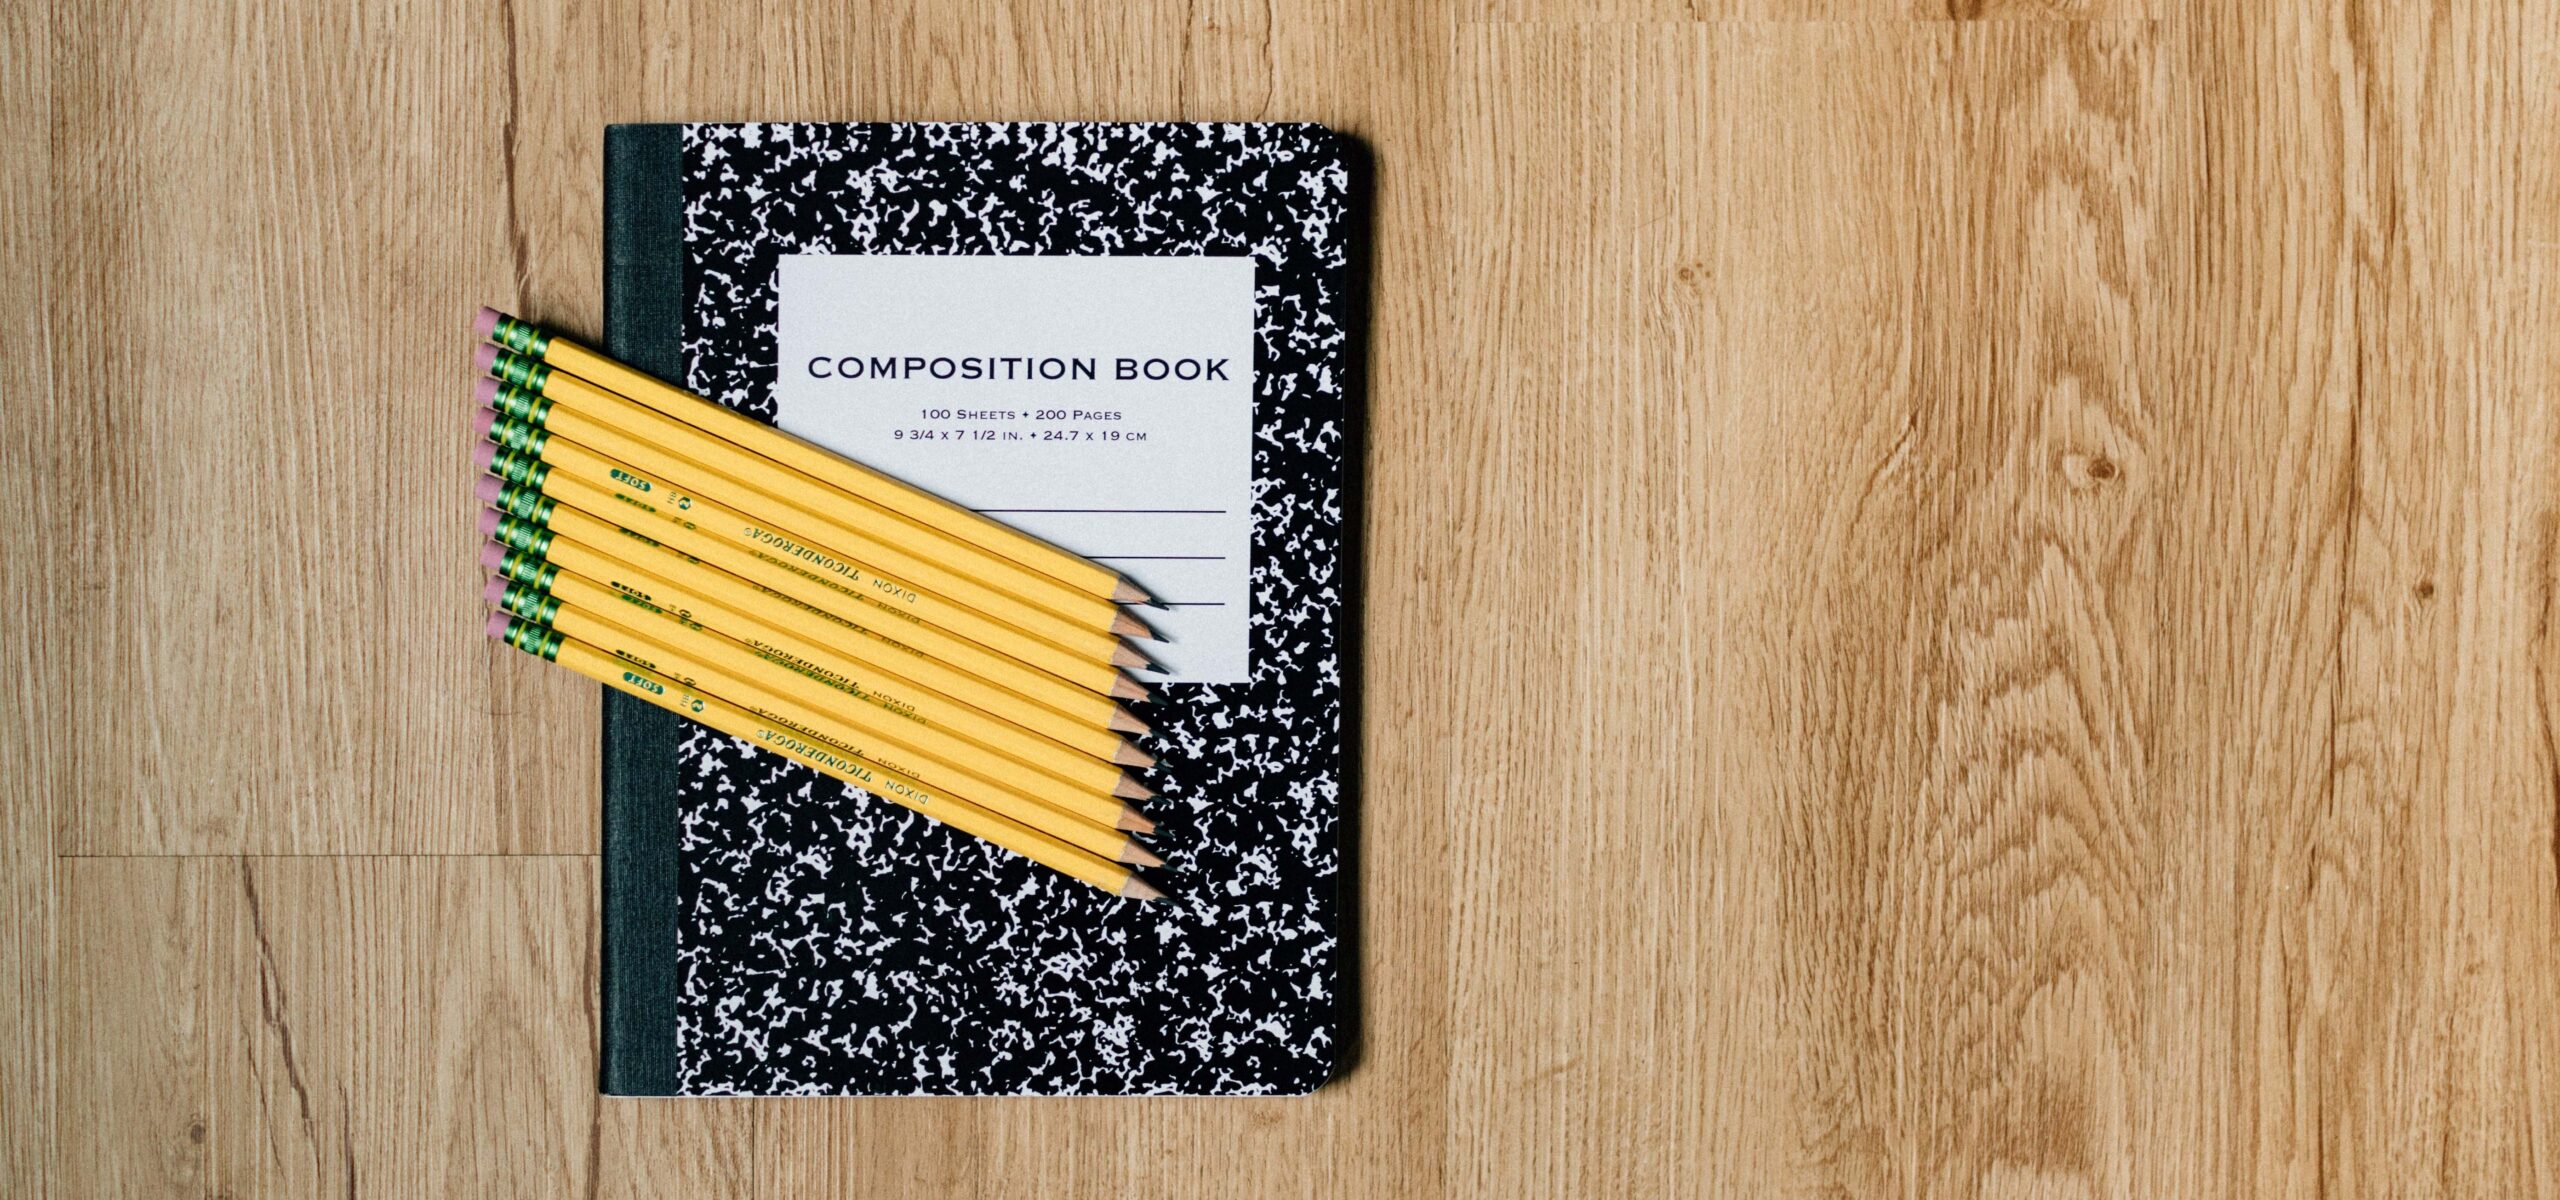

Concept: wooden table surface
[[10, 1, 2559, 1196]]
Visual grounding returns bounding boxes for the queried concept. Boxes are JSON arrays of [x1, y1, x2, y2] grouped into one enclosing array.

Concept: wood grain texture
[[0, 0, 52, 1196], [16, 0, 2560, 1195], [48, 0, 592, 855]]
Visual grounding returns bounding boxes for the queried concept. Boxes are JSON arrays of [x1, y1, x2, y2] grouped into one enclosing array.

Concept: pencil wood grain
[[19, 0, 2560, 1196]]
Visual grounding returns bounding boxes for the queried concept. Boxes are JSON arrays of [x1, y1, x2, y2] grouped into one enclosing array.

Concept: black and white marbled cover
[[662, 123, 1352, 1096]]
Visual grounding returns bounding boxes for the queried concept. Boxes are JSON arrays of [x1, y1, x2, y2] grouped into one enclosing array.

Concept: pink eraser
[[472, 439, 498, 471], [475, 307, 503, 340], [474, 407, 497, 438], [478, 507, 502, 536], [486, 609, 514, 640], [483, 575, 509, 606], [475, 376, 501, 406], [480, 542, 507, 572], [473, 475, 503, 504], [474, 343, 501, 374]]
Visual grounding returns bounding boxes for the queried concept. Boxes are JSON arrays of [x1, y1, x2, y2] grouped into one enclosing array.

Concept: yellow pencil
[[477, 503, 1151, 761], [480, 545, 1154, 805], [478, 445, 1150, 720], [476, 375, 1154, 649], [489, 612, 1161, 900], [479, 309, 1147, 605], [488, 576, 1155, 854], [478, 409, 1155, 690], [475, 362, 1144, 642]]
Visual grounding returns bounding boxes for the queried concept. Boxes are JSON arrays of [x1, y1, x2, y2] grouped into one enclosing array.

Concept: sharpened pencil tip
[[1110, 578, 1153, 604], [1118, 842, 1165, 868], [1113, 743, 1158, 769], [1110, 610, 1164, 641], [1111, 775, 1156, 801], [1110, 644, 1163, 672], [1115, 806, 1157, 835], [1109, 675, 1154, 703], [1107, 705, 1153, 735], [1119, 876, 1166, 902]]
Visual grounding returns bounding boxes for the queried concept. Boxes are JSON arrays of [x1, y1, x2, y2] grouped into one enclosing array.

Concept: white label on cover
[[774, 254, 1256, 684]]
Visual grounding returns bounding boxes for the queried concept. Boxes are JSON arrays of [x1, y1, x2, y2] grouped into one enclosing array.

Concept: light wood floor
[[10, 1, 2559, 1196]]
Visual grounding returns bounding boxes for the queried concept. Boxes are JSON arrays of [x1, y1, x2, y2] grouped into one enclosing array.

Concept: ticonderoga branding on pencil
[[492, 480, 555, 525], [740, 526, 864, 584], [740, 639, 900, 717], [743, 719, 936, 810], [488, 314, 553, 359], [486, 414, 549, 458], [754, 727, 874, 785], [487, 347, 553, 391], [499, 617, 564, 661], [746, 705, 923, 782], [739, 542, 930, 628], [493, 514, 555, 558], [736, 525, 927, 610], [487, 448, 549, 490], [751, 642, 870, 703], [488, 382, 554, 427]]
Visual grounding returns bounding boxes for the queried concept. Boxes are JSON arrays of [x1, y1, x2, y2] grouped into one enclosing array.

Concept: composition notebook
[[598, 122, 1360, 1096]]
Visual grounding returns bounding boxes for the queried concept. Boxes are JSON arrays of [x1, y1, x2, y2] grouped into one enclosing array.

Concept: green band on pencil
[[498, 580, 564, 626], [491, 382, 555, 427], [493, 514, 555, 558], [489, 348, 554, 392], [490, 314, 553, 358], [488, 448, 550, 491], [499, 615, 565, 661], [493, 479, 556, 525], [498, 548, 560, 591], [487, 414, 550, 458]]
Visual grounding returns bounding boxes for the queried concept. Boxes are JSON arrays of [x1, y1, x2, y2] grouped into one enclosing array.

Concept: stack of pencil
[[468, 308, 1169, 901]]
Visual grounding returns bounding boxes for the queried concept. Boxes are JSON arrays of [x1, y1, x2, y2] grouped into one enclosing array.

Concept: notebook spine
[[597, 122, 687, 1098]]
